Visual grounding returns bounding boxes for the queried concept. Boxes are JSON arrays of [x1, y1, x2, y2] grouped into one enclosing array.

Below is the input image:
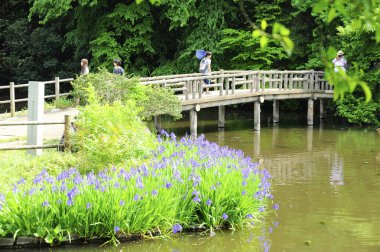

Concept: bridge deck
[[178, 88, 334, 110]]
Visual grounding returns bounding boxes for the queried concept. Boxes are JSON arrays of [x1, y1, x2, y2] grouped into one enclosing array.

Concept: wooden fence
[[0, 115, 71, 151]]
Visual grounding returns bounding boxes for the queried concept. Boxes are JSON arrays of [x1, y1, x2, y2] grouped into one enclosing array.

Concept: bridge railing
[[140, 70, 332, 100], [0, 70, 331, 116]]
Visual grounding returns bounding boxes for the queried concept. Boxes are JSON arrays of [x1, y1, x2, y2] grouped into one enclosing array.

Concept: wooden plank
[[0, 144, 61, 151], [0, 121, 65, 126]]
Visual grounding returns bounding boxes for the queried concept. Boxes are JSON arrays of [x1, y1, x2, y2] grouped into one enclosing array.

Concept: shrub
[[70, 69, 182, 120], [335, 94, 379, 125], [45, 97, 75, 110], [71, 69, 147, 105], [71, 101, 157, 172]]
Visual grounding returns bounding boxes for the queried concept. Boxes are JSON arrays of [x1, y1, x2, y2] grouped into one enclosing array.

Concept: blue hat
[[195, 50, 207, 60]]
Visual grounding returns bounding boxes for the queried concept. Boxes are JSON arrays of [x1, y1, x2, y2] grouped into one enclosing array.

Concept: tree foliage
[[0, 0, 378, 124]]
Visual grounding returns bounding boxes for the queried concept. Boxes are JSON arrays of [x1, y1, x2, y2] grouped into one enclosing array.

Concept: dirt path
[[0, 108, 79, 146]]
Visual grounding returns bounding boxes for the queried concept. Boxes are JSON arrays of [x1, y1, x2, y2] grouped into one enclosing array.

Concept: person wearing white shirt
[[332, 50, 347, 72]]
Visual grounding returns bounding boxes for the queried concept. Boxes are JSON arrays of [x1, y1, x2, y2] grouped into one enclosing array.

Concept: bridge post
[[273, 100, 279, 123], [27, 81, 45, 156], [307, 99, 314, 126], [319, 99, 324, 119], [254, 101, 261, 131], [154, 115, 161, 132], [218, 105, 225, 128], [190, 109, 197, 137]]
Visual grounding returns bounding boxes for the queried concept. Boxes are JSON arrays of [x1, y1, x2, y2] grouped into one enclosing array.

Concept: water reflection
[[37, 114, 380, 252], [330, 153, 344, 186]]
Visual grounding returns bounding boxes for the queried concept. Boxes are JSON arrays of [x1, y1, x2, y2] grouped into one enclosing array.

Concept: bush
[[70, 69, 182, 120], [45, 97, 75, 110], [71, 69, 147, 105], [335, 94, 379, 125], [71, 101, 157, 172]]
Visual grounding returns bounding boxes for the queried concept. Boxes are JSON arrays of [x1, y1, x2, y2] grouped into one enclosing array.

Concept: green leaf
[[334, 0, 347, 15], [360, 83, 372, 102], [44, 234, 54, 244], [280, 26, 290, 36], [350, 19, 363, 30], [282, 37, 294, 53], [13, 229, 21, 241], [261, 20, 268, 31], [327, 47, 337, 59], [272, 23, 280, 34], [252, 30, 261, 38], [376, 28, 380, 43], [327, 8, 336, 23], [313, 0, 329, 13], [54, 224, 62, 235], [260, 36, 269, 48]]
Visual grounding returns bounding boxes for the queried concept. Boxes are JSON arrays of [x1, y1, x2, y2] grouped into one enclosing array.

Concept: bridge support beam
[[154, 115, 161, 132], [273, 100, 279, 123], [190, 109, 197, 137], [218, 105, 225, 128], [319, 99, 324, 119], [254, 101, 261, 131], [307, 99, 314, 126]]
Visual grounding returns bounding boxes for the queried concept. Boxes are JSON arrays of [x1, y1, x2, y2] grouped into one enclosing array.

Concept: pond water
[[28, 109, 380, 252]]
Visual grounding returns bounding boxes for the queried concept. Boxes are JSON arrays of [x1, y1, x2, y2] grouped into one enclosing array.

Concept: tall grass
[[0, 132, 276, 245]]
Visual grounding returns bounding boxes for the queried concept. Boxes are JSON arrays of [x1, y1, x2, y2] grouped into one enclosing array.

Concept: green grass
[[0, 149, 78, 191], [0, 136, 26, 143]]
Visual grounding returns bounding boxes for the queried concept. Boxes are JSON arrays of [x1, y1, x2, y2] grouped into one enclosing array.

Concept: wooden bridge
[[140, 70, 333, 136], [1, 70, 333, 137]]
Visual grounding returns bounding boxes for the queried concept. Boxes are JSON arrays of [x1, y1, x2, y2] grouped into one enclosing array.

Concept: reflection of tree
[[330, 153, 344, 186]]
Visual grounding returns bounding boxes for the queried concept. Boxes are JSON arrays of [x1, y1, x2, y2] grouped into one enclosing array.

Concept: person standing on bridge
[[199, 51, 212, 94], [80, 59, 89, 75], [113, 59, 124, 75], [332, 50, 347, 72]]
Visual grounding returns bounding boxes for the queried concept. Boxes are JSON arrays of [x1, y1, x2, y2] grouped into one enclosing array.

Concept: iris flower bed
[[0, 132, 276, 246]]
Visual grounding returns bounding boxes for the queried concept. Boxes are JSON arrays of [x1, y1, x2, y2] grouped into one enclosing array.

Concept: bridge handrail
[[1, 69, 331, 117]]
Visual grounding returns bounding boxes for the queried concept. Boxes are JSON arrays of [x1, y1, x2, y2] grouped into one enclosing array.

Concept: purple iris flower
[[86, 203, 92, 209], [222, 213, 228, 220], [119, 200, 125, 206], [114, 226, 120, 233], [42, 201, 50, 207], [193, 196, 201, 203], [165, 182, 172, 189], [172, 224, 182, 234], [273, 204, 279, 210], [152, 189, 158, 196], [206, 199, 212, 206], [133, 194, 141, 201]]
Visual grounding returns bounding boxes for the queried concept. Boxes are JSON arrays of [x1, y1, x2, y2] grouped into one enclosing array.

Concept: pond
[[29, 108, 380, 252]]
